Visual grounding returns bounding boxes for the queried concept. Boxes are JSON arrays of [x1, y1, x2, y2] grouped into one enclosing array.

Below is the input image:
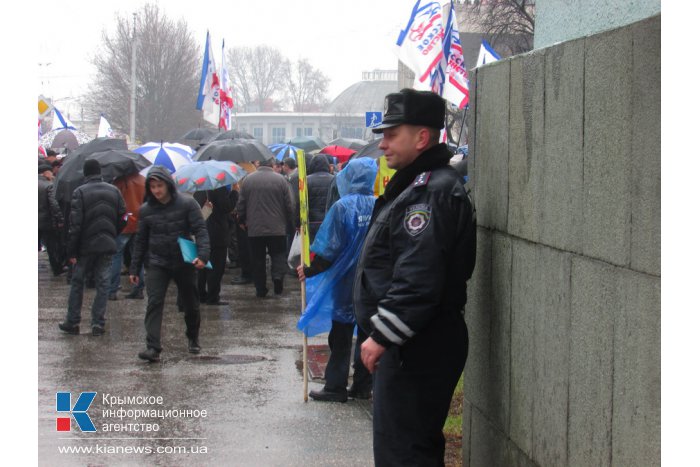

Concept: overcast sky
[[37, 0, 428, 105]]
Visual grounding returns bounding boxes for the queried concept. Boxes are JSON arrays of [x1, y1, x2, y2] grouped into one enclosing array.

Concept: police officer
[[354, 88, 476, 466]]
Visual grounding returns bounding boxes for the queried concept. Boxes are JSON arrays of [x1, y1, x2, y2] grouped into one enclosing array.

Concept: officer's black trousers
[[372, 311, 468, 467]]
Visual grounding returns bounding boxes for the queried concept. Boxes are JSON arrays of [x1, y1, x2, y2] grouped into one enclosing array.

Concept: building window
[[253, 127, 263, 140], [295, 127, 313, 137], [341, 127, 363, 139], [272, 127, 286, 143]]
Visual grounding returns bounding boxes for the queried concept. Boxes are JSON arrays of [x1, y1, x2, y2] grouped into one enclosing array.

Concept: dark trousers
[[236, 223, 253, 279], [39, 228, 64, 275], [372, 312, 468, 467], [198, 245, 227, 303], [324, 322, 372, 393], [65, 253, 112, 328], [248, 236, 287, 295], [144, 265, 200, 352]]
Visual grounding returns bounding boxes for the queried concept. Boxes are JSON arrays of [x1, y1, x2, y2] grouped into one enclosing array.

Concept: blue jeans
[[65, 253, 112, 328], [110, 233, 143, 294]]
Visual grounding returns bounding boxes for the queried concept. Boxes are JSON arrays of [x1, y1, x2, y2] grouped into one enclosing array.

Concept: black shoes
[[348, 386, 372, 400], [108, 293, 118, 301], [255, 288, 268, 298], [125, 289, 144, 299], [273, 279, 283, 295], [138, 348, 161, 362], [188, 338, 201, 354], [309, 388, 348, 403], [92, 325, 105, 336], [231, 276, 252, 285], [205, 300, 229, 306], [58, 322, 79, 335]]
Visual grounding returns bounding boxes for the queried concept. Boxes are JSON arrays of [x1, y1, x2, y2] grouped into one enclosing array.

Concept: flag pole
[[297, 149, 311, 402]]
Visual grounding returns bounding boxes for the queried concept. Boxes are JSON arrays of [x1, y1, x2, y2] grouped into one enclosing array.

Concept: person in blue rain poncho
[[297, 157, 378, 403]]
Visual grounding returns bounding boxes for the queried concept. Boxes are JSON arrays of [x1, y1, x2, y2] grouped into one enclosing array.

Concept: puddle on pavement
[[187, 355, 267, 364]]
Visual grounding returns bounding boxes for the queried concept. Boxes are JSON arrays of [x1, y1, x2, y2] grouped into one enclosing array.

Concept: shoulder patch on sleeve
[[413, 171, 431, 187], [404, 204, 431, 236]]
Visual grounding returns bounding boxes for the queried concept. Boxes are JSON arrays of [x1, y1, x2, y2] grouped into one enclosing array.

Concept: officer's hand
[[361, 337, 386, 374], [296, 265, 305, 281], [193, 258, 206, 270], [129, 275, 139, 286]]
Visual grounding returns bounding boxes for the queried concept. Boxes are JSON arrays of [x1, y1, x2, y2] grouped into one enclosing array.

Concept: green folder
[[177, 237, 213, 269]]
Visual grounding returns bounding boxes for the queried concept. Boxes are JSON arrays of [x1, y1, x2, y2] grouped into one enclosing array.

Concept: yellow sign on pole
[[38, 95, 53, 118], [296, 148, 311, 402]]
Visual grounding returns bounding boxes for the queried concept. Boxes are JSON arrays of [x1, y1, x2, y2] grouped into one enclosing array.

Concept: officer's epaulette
[[413, 171, 431, 187]]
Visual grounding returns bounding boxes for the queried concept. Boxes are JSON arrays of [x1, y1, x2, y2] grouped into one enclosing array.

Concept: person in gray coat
[[235, 158, 294, 298]]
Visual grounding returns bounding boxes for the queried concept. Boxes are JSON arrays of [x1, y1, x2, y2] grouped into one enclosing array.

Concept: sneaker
[[273, 279, 283, 295], [108, 293, 118, 301], [188, 338, 201, 354], [231, 276, 252, 285], [138, 348, 160, 362], [125, 289, 144, 300], [348, 386, 372, 400], [309, 388, 348, 403], [92, 325, 105, 336], [58, 322, 79, 335]]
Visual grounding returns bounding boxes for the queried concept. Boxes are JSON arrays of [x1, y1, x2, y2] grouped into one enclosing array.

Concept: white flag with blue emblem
[[476, 39, 501, 67], [97, 115, 114, 138]]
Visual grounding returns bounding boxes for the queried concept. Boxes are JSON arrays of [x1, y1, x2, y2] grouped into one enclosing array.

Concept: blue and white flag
[[429, 1, 469, 108], [50, 107, 76, 131], [97, 114, 114, 138], [196, 31, 221, 126], [476, 39, 501, 67]]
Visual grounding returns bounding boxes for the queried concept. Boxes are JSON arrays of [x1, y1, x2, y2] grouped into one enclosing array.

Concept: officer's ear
[[415, 127, 433, 152]]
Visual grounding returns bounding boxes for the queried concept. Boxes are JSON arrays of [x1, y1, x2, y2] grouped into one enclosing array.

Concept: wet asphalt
[[38, 252, 374, 466]]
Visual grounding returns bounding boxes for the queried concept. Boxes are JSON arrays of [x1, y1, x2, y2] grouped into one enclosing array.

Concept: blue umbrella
[[268, 143, 302, 161], [133, 141, 194, 174], [173, 160, 247, 193]]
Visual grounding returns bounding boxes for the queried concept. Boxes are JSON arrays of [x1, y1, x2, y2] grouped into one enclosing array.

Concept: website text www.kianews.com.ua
[[58, 444, 208, 455]]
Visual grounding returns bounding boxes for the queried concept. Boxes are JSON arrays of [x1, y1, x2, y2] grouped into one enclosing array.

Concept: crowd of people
[[38, 89, 477, 466]]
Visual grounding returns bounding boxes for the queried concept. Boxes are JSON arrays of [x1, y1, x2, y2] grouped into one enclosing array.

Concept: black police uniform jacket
[[353, 143, 476, 348]]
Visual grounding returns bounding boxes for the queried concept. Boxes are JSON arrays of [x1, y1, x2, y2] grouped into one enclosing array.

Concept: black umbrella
[[54, 138, 131, 202], [195, 139, 274, 163], [211, 129, 256, 141], [85, 149, 152, 183], [287, 136, 327, 152], [349, 138, 383, 160], [181, 127, 217, 140]]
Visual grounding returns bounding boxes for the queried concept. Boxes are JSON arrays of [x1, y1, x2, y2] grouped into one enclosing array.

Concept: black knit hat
[[83, 159, 101, 176], [372, 88, 445, 133], [38, 163, 52, 174]]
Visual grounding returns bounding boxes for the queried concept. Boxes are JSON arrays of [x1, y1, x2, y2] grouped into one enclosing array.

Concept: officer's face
[[379, 125, 422, 170]]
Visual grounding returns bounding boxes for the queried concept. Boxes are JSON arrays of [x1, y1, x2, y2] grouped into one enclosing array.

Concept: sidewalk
[[38, 253, 373, 466]]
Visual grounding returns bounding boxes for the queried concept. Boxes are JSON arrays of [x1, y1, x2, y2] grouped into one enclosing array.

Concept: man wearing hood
[[354, 89, 477, 465], [297, 158, 378, 403], [129, 165, 210, 362]]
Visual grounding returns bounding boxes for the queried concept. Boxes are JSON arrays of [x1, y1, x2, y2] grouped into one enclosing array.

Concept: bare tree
[[227, 46, 286, 112], [84, 3, 202, 143], [282, 58, 330, 113], [469, 0, 535, 55]]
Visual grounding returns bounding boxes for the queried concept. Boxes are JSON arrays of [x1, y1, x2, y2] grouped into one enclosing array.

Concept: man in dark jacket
[[58, 159, 127, 336], [296, 154, 334, 243], [194, 186, 233, 305], [38, 163, 65, 276], [129, 166, 210, 362], [236, 158, 294, 297], [354, 89, 477, 466]]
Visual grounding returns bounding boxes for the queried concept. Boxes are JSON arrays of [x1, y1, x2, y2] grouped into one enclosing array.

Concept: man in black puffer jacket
[[129, 165, 210, 362], [296, 154, 334, 243], [59, 159, 126, 337]]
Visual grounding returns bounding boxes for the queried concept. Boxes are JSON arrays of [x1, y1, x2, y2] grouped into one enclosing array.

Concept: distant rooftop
[[326, 70, 399, 114]]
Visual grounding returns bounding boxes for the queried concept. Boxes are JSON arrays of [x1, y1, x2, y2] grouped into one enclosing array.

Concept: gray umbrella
[[181, 127, 217, 140], [195, 139, 274, 163], [287, 136, 327, 152], [328, 137, 368, 151]]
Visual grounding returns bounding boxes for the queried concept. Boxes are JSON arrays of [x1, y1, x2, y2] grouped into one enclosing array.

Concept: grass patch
[[443, 373, 464, 466]]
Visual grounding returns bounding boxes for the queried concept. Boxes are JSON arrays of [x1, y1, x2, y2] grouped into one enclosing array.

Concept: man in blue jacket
[[59, 159, 126, 336], [129, 166, 210, 362], [297, 157, 378, 402]]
